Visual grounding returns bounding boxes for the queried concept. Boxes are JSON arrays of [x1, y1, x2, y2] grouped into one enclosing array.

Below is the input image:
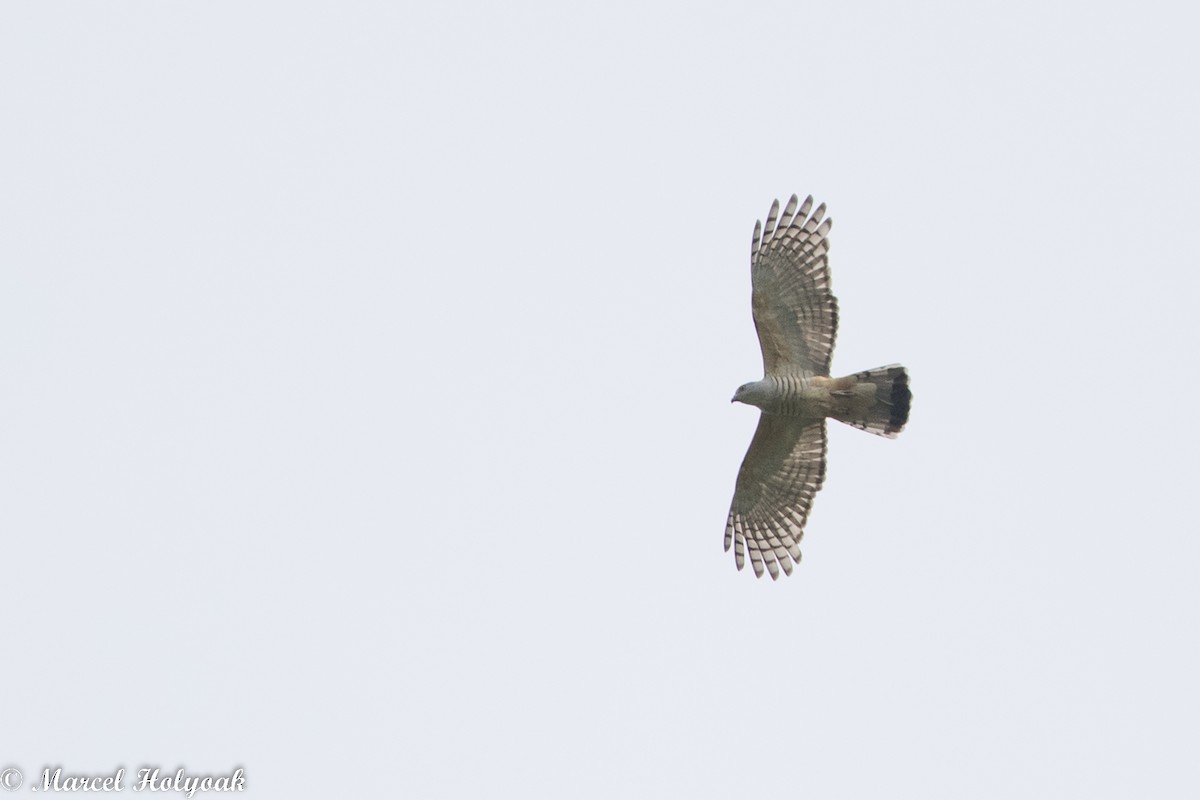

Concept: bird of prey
[[726, 194, 911, 579]]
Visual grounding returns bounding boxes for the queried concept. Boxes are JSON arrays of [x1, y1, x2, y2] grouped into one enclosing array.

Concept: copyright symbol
[[0, 768, 21, 790]]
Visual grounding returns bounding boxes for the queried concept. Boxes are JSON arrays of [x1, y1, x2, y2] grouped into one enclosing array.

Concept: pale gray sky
[[2, 1, 1198, 797]]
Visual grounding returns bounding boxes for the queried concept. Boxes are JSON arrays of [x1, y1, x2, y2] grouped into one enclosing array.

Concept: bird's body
[[733, 369, 910, 431], [726, 195, 911, 579]]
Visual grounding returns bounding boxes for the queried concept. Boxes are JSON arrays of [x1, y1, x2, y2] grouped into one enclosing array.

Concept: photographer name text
[[32, 768, 244, 796]]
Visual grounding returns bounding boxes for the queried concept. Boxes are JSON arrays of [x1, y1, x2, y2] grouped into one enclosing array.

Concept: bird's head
[[731, 380, 769, 407]]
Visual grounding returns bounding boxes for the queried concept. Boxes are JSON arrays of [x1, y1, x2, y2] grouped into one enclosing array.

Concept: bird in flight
[[726, 194, 911, 579]]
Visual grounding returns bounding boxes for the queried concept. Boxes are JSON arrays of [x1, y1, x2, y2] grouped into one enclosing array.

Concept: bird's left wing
[[724, 415, 827, 579], [751, 195, 838, 377]]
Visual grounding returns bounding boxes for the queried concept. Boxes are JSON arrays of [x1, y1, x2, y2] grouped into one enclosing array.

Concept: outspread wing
[[724, 415, 827, 580], [751, 195, 838, 377]]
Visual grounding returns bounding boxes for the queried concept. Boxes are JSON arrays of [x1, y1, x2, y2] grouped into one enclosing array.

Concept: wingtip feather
[[762, 198, 781, 244]]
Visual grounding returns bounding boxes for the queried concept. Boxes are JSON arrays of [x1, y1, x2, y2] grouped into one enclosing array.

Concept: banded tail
[[832, 365, 911, 438]]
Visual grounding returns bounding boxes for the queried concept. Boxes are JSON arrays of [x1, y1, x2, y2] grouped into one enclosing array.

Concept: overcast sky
[[2, 1, 1198, 797]]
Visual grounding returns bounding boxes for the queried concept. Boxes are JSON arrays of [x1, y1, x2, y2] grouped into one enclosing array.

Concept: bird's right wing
[[751, 195, 838, 377], [724, 415, 827, 579]]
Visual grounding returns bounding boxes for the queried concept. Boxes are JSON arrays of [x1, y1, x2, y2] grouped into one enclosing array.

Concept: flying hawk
[[726, 194, 911, 579]]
